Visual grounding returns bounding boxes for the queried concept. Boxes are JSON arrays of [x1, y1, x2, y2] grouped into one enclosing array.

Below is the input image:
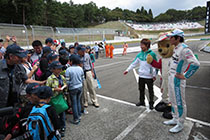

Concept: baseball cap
[[86, 46, 91, 49], [59, 50, 69, 60], [42, 46, 52, 54], [49, 61, 63, 69], [37, 86, 53, 99], [47, 53, 58, 61], [45, 38, 54, 44], [26, 83, 40, 95], [61, 42, 66, 47], [6, 44, 27, 58], [69, 45, 75, 49], [167, 29, 184, 38], [153, 32, 170, 44], [70, 54, 81, 65], [76, 45, 86, 51]]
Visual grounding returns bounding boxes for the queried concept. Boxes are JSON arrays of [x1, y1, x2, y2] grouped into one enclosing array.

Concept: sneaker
[[136, 102, 145, 106], [169, 122, 184, 133], [79, 116, 81, 120], [60, 128, 65, 137], [72, 119, 80, 125], [93, 103, 100, 108], [163, 118, 177, 125], [83, 109, 88, 115]]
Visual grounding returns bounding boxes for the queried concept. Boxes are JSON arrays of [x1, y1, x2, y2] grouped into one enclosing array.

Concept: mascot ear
[[147, 54, 153, 64]]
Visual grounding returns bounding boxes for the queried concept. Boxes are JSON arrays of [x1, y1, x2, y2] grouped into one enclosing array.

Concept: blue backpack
[[27, 104, 59, 140]]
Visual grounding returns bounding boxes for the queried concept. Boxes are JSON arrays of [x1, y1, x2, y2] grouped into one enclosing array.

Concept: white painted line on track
[[96, 94, 136, 107], [96, 93, 210, 128], [186, 117, 210, 127], [186, 85, 210, 90], [94, 60, 131, 69], [199, 61, 210, 64], [113, 109, 150, 140]]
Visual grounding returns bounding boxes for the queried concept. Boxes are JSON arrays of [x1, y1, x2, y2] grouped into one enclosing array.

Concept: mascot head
[[154, 32, 175, 58]]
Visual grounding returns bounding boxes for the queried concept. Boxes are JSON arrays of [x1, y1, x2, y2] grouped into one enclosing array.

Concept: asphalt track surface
[[64, 40, 210, 140]]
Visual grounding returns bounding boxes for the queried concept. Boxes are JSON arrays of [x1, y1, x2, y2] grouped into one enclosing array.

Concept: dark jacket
[[0, 59, 28, 107]]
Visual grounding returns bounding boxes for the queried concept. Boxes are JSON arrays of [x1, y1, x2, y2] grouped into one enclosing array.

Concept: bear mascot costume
[[147, 32, 174, 119]]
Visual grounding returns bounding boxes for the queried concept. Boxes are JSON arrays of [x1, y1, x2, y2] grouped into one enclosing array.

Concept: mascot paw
[[147, 54, 153, 64]]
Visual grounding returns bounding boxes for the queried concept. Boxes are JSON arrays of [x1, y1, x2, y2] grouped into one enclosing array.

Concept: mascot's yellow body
[[147, 32, 174, 118]]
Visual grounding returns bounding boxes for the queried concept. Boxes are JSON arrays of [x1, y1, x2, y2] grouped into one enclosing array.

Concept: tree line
[[0, 0, 206, 28]]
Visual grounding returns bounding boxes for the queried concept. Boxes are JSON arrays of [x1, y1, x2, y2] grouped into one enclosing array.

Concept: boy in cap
[[65, 54, 84, 124], [59, 42, 68, 52], [163, 29, 200, 133], [46, 61, 67, 137], [32, 86, 61, 138], [3, 83, 41, 140]]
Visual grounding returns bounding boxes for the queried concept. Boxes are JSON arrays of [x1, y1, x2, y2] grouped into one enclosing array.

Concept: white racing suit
[[168, 43, 200, 124]]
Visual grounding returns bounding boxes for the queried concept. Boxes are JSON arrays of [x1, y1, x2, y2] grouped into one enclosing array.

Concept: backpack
[[27, 104, 59, 140]]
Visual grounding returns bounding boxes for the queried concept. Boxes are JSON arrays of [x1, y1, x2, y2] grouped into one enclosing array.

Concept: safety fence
[[0, 23, 118, 48]]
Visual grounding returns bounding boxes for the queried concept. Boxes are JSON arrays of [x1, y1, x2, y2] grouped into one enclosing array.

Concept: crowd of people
[[0, 36, 103, 139], [0, 28, 201, 139], [126, 21, 203, 31]]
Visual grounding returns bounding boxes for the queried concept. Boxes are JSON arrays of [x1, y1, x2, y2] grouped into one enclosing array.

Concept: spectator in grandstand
[[59, 42, 68, 52], [124, 39, 157, 110], [0, 44, 45, 108], [30, 40, 43, 63], [93, 42, 99, 59], [65, 54, 84, 125], [105, 42, 110, 58], [46, 61, 67, 137], [109, 43, 114, 58], [77, 45, 99, 108], [122, 42, 128, 56]]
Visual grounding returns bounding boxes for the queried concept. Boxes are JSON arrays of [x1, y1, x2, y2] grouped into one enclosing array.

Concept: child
[[65, 54, 84, 124], [124, 38, 157, 110], [3, 83, 41, 140], [46, 61, 67, 137], [33, 86, 61, 139]]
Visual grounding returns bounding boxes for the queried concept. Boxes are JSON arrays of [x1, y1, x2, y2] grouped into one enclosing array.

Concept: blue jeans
[[59, 112, 66, 129], [69, 87, 82, 121], [95, 52, 99, 59]]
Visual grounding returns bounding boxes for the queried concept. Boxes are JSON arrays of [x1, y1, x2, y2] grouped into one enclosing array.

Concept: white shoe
[[169, 122, 184, 133], [163, 118, 177, 125]]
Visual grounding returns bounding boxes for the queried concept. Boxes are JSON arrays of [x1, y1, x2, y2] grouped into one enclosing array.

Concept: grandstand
[[126, 21, 204, 31]]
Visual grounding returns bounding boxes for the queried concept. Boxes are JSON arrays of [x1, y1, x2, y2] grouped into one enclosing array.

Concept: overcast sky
[[58, 0, 208, 17]]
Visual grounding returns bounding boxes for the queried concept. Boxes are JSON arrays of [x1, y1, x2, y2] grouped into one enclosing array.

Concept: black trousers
[[138, 77, 154, 104]]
